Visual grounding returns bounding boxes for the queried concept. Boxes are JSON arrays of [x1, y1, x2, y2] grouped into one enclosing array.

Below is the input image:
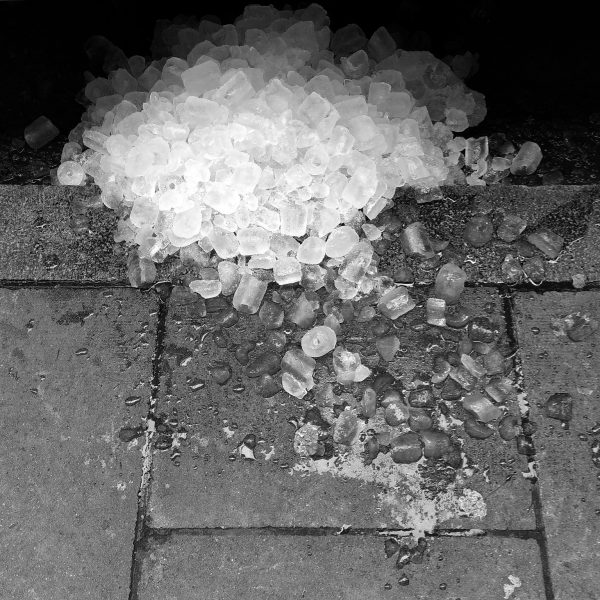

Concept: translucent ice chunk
[[232, 274, 268, 314], [281, 348, 316, 399], [342, 165, 377, 208], [297, 237, 326, 264], [24, 116, 59, 150], [377, 286, 416, 319], [279, 202, 308, 237], [204, 183, 241, 215], [434, 263, 468, 304], [340, 49, 369, 79], [332, 346, 371, 384], [236, 226, 271, 255], [181, 60, 221, 95], [289, 292, 319, 328], [367, 26, 397, 62], [465, 136, 489, 168], [325, 226, 359, 258], [189, 279, 222, 298], [274, 256, 302, 285], [338, 240, 373, 283], [301, 326, 337, 357], [510, 141, 543, 175], [57, 161, 86, 185], [218, 260, 242, 296], [208, 226, 240, 259], [127, 248, 156, 288], [331, 23, 367, 56]]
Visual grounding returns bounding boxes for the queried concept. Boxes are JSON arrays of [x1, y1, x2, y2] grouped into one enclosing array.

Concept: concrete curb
[[0, 184, 598, 284]]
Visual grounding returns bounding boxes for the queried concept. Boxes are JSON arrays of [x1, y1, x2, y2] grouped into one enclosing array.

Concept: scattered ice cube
[[24, 116, 60, 150], [232, 274, 267, 313], [510, 141, 543, 175], [301, 325, 337, 357]]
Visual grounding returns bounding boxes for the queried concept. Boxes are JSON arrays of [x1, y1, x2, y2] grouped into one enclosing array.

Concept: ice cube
[[341, 165, 377, 208], [127, 248, 156, 288], [172, 205, 204, 238], [433, 263, 467, 304], [332, 346, 370, 384], [204, 182, 241, 215], [464, 136, 489, 168], [298, 91, 332, 126], [444, 108, 469, 132], [510, 141, 543, 175], [341, 50, 369, 79], [377, 286, 416, 319], [208, 226, 240, 259], [296, 236, 326, 264], [325, 226, 359, 258], [300, 264, 326, 291], [289, 292, 319, 328], [232, 274, 268, 314], [279, 202, 308, 237], [217, 260, 242, 295], [281, 348, 316, 399], [189, 279, 222, 298], [57, 161, 86, 186], [526, 228, 564, 259], [367, 26, 397, 62], [331, 24, 367, 56], [338, 240, 373, 283], [273, 256, 302, 285], [236, 226, 271, 255], [181, 60, 221, 95], [301, 326, 337, 357]]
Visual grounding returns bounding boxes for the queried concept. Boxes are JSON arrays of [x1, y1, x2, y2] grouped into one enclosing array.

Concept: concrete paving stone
[[514, 290, 600, 600], [0, 184, 125, 282], [149, 286, 533, 531], [387, 184, 600, 284], [0, 287, 157, 599], [1, 184, 598, 284], [137, 532, 545, 600]]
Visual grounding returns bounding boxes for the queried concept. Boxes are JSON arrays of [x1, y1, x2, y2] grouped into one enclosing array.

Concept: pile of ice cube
[[58, 3, 490, 297]]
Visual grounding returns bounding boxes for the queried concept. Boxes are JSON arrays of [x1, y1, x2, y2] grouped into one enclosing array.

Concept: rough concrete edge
[[0, 184, 598, 284]]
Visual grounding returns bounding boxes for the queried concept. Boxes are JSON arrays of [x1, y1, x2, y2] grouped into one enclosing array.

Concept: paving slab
[[514, 290, 600, 600], [1, 184, 598, 284], [137, 532, 545, 600], [0, 287, 157, 599], [148, 285, 533, 531], [386, 184, 600, 284], [0, 184, 124, 282]]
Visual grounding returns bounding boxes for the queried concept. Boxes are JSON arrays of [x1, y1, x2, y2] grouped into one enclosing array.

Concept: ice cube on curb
[[281, 348, 316, 399], [332, 346, 371, 384], [510, 141, 543, 175], [232, 274, 267, 313], [377, 286, 416, 319], [24, 115, 60, 150], [301, 325, 337, 357]]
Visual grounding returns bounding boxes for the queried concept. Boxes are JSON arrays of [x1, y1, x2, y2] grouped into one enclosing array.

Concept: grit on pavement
[[0, 184, 598, 599]]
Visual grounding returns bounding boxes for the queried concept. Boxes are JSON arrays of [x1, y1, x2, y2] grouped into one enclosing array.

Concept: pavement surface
[[1, 183, 599, 599]]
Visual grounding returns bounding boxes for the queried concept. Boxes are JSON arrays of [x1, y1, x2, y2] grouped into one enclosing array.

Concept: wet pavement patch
[[148, 286, 533, 533], [514, 290, 600, 600], [136, 532, 545, 600], [0, 287, 157, 599]]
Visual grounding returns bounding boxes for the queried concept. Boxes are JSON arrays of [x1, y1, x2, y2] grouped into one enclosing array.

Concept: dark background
[[1, 0, 598, 183]]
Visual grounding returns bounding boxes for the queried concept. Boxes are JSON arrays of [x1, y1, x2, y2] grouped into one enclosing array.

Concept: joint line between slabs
[[142, 526, 540, 539], [500, 287, 556, 600], [0, 279, 132, 288], [128, 292, 170, 600]]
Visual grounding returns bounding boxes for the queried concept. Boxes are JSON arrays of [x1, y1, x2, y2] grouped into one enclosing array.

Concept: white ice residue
[[222, 426, 236, 439], [503, 574, 522, 599], [291, 440, 486, 539]]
